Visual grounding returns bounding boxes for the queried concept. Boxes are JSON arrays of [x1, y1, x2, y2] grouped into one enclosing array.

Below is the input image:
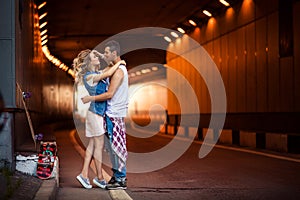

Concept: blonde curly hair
[[73, 49, 93, 83]]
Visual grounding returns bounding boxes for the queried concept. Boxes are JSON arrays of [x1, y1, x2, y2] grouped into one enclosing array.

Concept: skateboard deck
[[36, 141, 57, 179], [16, 82, 36, 147]]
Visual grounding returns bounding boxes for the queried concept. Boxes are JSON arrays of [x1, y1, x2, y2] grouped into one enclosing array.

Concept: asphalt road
[[55, 123, 300, 200], [124, 125, 300, 200]]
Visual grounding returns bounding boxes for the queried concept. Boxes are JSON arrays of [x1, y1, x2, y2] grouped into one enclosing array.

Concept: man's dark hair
[[105, 40, 120, 56]]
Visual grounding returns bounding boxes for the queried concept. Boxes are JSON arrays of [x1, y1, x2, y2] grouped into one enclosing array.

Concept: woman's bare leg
[[93, 135, 104, 180], [81, 138, 94, 178]]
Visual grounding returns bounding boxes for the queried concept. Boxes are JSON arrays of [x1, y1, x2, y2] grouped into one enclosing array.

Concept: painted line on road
[[69, 129, 133, 200]]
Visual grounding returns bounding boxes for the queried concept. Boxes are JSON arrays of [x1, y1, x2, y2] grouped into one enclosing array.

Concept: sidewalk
[[0, 123, 58, 200], [53, 127, 132, 200], [5, 122, 132, 200], [0, 170, 43, 200]]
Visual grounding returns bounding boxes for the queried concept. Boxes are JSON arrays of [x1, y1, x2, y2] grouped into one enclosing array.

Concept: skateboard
[[36, 141, 57, 179], [16, 83, 36, 147]]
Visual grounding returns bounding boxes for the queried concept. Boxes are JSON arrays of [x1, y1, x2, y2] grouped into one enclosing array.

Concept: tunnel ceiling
[[43, 0, 236, 69]]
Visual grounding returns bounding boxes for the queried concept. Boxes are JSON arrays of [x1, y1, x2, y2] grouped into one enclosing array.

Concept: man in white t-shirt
[[82, 40, 128, 190]]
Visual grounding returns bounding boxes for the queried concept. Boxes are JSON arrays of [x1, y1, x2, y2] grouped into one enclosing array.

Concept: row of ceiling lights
[[163, 0, 231, 43], [36, 1, 161, 79], [36, 1, 75, 78], [133, 0, 231, 78], [129, 66, 159, 78], [36, 1, 164, 80], [35, 1, 231, 79]]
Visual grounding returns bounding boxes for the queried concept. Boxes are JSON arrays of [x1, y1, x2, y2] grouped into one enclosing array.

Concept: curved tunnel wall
[[0, 0, 74, 163], [165, 0, 300, 153], [14, 0, 74, 150], [167, 0, 300, 114]]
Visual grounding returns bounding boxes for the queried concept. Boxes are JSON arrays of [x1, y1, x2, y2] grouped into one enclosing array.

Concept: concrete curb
[[34, 153, 59, 200], [34, 178, 57, 200]]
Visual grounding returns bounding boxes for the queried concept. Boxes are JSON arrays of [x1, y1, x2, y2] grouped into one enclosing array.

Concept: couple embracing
[[73, 40, 128, 190]]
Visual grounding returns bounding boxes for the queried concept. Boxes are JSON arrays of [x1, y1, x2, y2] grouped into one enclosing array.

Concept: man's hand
[[92, 50, 104, 59], [81, 95, 92, 104]]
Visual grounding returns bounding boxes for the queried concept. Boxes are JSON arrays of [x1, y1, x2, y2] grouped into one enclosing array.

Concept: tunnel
[[0, 0, 300, 199]]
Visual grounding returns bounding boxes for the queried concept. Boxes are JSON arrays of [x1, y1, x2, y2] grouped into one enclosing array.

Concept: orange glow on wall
[[242, 0, 253, 7], [174, 37, 182, 46], [191, 27, 201, 41], [239, 0, 255, 23], [208, 17, 216, 27], [225, 7, 235, 21], [206, 18, 216, 38]]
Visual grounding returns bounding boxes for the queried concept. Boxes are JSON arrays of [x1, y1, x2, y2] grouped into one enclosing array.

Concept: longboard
[[16, 83, 36, 147], [36, 141, 57, 179]]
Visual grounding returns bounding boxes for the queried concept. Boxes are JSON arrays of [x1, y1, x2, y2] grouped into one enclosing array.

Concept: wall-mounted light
[[177, 27, 185, 34], [219, 0, 230, 7], [41, 35, 48, 41], [188, 19, 197, 26], [152, 66, 158, 71], [130, 73, 136, 77], [40, 29, 47, 36], [141, 69, 151, 74], [203, 10, 212, 17], [136, 71, 142, 76], [41, 39, 48, 46], [39, 22, 47, 29], [38, 2, 47, 10], [170, 31, 179, 38], [164, 36, 172, 42], [39, 12, 47, 20]]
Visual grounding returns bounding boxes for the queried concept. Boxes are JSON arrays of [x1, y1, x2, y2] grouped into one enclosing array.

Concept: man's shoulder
[[112, 67, 125, 79], [117, 64, 127, 72], [118, 63, 127, 68]]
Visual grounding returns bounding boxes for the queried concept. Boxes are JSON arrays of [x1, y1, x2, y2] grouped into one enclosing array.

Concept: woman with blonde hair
[[73, 49, 125, 189]]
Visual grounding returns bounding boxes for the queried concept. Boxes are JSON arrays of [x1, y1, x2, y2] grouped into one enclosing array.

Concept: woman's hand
[[81, 95, 92, 104], [118, 60, 126, 66]]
